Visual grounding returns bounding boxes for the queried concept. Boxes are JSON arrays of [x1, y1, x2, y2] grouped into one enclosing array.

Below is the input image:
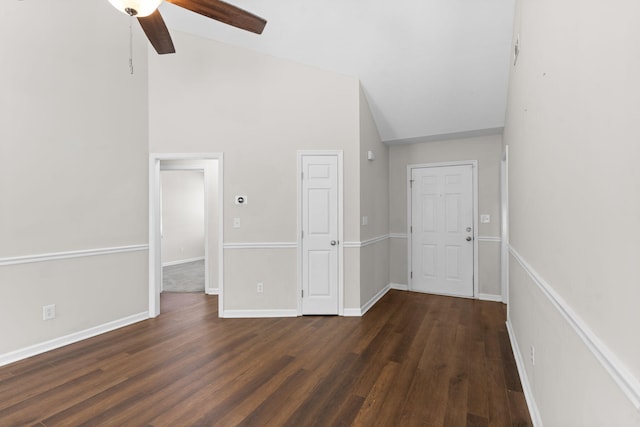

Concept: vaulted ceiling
[[161, 0, 516, 143]]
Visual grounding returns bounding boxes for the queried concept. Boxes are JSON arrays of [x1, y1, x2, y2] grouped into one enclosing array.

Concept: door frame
[[296, 150, 344, 316], [149, 153, 224, 317], [406, 160, 479, 298], [501, 146, 509, 307]]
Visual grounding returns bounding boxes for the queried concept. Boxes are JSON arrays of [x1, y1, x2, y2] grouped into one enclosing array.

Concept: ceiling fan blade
[[167, 0, 267, 34], [138, 10, 176, 55]]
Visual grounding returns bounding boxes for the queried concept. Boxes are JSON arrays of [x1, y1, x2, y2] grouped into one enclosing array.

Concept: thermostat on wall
[[235, 195, 247, 205]]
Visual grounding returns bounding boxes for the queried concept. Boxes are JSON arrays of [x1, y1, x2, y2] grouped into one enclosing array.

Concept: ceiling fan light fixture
[[108, 0, 164, 17]]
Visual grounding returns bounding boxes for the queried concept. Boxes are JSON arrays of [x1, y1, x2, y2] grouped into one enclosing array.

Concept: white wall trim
[[390, 283, 409, 291], [361, 234, 389, 247], [478, 293, 503, 302], [221, 309, 298, 318], [0, 312, 149, 367], [342, 241, 361, 248], [389, 233, 408, 239], [477, 236, 502, 243], [361, 284, 391, 315], [162, 256, 205, 267], [506, 319, 543, 427], [343, 308, 362, 317], [509, 246, 640, 410], [223, 242, 297, 250], [343, 234, 390, 248], [206, 288, 219, 295], [0, 244, 149, 267]]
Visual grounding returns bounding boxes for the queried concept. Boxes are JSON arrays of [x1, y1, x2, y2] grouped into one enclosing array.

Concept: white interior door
[[411, 164, 474, 297], [301, 155, 339, 315]]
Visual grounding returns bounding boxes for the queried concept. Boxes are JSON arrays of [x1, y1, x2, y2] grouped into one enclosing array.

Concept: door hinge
[[301, 230, 304, 238], [410, 226, 412, 233], [301, 171, 304, 180], [410, 179, 414, 188], [301, 290, 304, 298], [410, 271, 413, 278]]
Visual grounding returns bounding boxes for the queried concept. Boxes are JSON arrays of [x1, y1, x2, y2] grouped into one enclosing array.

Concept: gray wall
[[388, 135, 503, 297], [0, 1, 149, 356], [505, 0, 640, 424], [161, 171, 205, 265], [358, 85, 390, 308]]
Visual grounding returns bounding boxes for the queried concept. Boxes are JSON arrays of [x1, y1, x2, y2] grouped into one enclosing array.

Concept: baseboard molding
[[206, 288, 219, 295], [510, 246, 640, 410], [343, 308, 362, 317], [0, 244, 149, 267], [361, 284, 392, 316], [390, 283, 409, 291], [506, 319, 543, 427], [221, 309, 298, 318], [478, 293, 503, 302], [0, 311, 149, 367], [162, 256, 205, 267]]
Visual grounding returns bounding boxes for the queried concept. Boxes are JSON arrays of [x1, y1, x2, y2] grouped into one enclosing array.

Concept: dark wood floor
[[0, 290, 532, 426]]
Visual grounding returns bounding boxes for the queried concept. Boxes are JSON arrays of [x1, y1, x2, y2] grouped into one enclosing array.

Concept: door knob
[[466, 236, 472, 241], [330, 240, 337, 246]]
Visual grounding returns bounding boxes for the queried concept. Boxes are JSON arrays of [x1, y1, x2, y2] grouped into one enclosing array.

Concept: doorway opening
[[149, 154, 224, 317], [160, 167, 206, 293]]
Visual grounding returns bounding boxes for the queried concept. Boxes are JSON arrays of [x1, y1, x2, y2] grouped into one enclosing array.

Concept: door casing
[[297, 150, 344, 316], [149, 153, 224, 317], [407, 160, 479, 298]]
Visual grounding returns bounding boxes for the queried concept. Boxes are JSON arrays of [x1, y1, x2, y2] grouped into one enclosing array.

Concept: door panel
[[302, 155, 339, 314], [411, 165, 474, 297]]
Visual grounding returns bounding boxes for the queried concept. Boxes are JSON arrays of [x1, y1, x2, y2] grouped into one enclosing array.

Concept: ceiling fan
[[108, 0, 267, 55]]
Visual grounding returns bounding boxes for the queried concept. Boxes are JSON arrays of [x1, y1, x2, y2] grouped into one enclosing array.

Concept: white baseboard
[[0, 311, 149, 367], [206, 288, 219, 295], [221, 309, 298, 318], [506, 319, 543, 427], [360, 284, 391, 316], [390, 283, 409, 291], [344, 283, 395, 317], [162, 257, 205, 267], [478, 293, 503, 302]]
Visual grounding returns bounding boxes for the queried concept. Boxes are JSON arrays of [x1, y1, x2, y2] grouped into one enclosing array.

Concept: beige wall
[[358, 85, 390, 307], [161, 171, 205, 264], [505, 0, 640, 424], [0, 1, 149, 356], [388, 135, 503, 296], [148, 31, 362, 313]]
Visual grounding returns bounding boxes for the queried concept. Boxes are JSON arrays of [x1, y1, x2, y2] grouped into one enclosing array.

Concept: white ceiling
[[160, 0, 516, 143]]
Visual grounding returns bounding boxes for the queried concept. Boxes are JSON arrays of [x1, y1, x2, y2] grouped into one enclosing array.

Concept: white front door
[[301, 155, 340, 315], [411, 164, 474, 297]]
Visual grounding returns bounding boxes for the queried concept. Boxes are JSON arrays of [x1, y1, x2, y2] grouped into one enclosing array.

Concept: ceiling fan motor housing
[[108, 0, 164, 18]]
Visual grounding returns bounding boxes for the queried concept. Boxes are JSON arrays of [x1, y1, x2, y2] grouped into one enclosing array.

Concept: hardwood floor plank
[[351, 360, 400, 426], [0, 291, 533, 426]]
